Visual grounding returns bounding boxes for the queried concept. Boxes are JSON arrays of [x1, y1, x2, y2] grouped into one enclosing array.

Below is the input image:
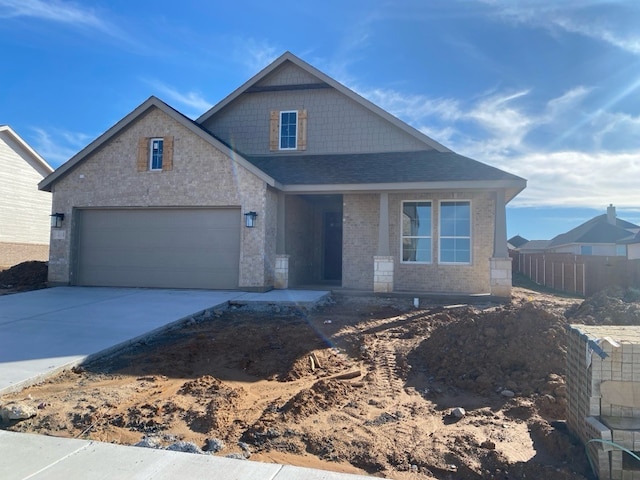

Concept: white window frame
[[438, 200, 472, 265], [279, 110, 298, 150], [149, 138, 164, 171], [401, 200, 432, 264]]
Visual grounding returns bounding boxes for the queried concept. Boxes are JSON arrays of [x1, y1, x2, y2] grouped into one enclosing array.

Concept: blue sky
[[2, 0, 640, 240]]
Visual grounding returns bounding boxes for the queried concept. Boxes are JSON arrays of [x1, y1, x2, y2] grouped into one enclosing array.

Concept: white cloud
[[141, 79, 213, 117], [233, 38, 280, 73], [30, 127, 91, 167]]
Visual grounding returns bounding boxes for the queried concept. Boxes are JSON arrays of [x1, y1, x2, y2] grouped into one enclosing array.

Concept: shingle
[[245, 150, 523, 185]]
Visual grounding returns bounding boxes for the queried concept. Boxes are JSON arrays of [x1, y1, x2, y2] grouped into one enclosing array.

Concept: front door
[[323, 211, 342, 281]]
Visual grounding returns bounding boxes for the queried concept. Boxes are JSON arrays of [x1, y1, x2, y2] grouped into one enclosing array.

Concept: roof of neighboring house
[[619, 231, 640, 245], [246, 151, 526, 199], [0, 125, 54, 176], [548, 214, 639, 248], [517, 240, 551, 251], [508, 235, 529, 248]]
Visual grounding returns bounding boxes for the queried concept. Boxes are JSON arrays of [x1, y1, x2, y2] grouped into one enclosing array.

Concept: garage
[[74, 208, 241, 289]]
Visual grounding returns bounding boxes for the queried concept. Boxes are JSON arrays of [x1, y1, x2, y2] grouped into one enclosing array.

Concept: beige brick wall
[[343, 192, 495, 294], [201, 65, 428, 156], [49, 107, 273, 289], [0, 242, 49, 269]]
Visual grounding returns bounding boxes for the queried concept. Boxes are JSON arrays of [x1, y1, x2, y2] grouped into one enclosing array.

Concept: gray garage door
[[75, 208, 240, 289]]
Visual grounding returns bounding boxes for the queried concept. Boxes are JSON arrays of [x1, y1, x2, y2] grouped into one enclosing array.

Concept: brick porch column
[[490, 189, 512, 297], [373, 193, 394, 292], [274, 254, 290, 289]]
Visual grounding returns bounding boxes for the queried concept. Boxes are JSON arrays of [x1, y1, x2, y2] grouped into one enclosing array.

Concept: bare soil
[[3, 284, 639, 479]]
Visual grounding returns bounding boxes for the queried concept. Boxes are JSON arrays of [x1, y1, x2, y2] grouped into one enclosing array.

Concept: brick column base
[[373, 256, 394, 293], [490, 257, 512, 298]]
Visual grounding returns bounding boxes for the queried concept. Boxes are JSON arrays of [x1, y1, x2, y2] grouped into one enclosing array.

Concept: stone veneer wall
[[48, 107, 270, 289], [343, 192, 495, 294]]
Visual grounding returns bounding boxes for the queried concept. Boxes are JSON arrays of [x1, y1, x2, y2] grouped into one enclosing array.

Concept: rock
[[1, 403, 37, 421], [500, 389, 515, 398], [480, 440, 496, 450], [238, 441, 251, 458], [225, 453, 247, 460], [166, 441, 204, 454], [205, 438, 225, 453], [134, 437, 161, 449], [451, 407, 466, 418]]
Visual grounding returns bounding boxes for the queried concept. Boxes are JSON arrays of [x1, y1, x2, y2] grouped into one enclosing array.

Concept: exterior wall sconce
[[244, 211, 257, 228], [50, 213, 65, 228]]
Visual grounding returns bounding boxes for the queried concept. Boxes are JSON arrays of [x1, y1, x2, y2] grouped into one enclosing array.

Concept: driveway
[[0, 287, 247, 394]]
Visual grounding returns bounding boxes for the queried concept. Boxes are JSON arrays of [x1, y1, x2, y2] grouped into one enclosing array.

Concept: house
[[619, 231, 640, 260], [507, 235, 528, 250], [516, 240, 551, 254], [546, 205, 639, 256], [38, 52, 526, 297], [0, 125, 53, 269]]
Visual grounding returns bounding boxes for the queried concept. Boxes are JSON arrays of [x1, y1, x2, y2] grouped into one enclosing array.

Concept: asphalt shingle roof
[[548, 214, 638, 247], [245, 150, 524, 185]]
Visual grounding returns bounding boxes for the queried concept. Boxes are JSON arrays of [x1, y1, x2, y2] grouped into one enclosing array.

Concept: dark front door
[[323, 211, 342, 281]]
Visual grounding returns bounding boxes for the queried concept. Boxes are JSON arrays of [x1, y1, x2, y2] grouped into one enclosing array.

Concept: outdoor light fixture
[[244, 211, 257, 228], [50, 213, 65, 228]]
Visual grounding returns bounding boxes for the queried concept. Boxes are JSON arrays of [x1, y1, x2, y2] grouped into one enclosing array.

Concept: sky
[[2, 0, 640, 241]]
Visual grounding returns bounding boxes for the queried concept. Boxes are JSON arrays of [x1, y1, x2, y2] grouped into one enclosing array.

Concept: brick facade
[[48, 107, 272, 289]]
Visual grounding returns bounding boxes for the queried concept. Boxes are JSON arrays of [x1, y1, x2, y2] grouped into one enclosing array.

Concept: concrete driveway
[[0, 287, 250, 394]]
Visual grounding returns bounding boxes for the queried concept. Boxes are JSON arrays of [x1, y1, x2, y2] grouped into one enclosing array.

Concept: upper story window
[[401, 201, 432, 263], [280, 111, 297, 150], [150, 138, 164, 170], [270, 110, 307, 151], [137, 136, 173, 172], [439, 201, 471, 264]]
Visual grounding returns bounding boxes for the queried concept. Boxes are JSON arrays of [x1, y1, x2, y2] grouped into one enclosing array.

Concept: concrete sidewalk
[[0, 286, 329, 394], [0, 430, 374, 480]]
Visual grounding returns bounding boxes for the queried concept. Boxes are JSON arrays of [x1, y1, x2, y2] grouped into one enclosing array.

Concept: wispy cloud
[[141, 79, 213, 118], [479, 0, 640, 56], [30, 127, 92, 167], [0, 0, 142, 50], [233, 38, 280, 73]]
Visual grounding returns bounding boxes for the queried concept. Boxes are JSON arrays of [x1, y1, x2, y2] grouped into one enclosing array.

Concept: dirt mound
[[280, 379, 354, 421], [567, 286, 640, 325], [0, 261, 47, 289], [408, 303, 568, 398]]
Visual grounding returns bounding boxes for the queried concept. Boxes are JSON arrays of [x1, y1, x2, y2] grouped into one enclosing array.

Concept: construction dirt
[[3, 284, 640, 479]]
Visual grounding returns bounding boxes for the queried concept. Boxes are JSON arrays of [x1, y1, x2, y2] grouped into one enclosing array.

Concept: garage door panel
[[76, 209, 241, 289]]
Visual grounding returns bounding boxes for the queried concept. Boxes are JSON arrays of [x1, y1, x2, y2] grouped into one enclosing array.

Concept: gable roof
[[245, 150, 526, 200], [0, 125, 53, 177], [38, 96, 276, 192], [197, 51, 451, 153], [517, 240, 551, 251], [508, 235, 529, 248], [548, 214, 639, 248]]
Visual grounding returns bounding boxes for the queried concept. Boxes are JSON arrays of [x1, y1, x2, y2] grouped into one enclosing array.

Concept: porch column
[[490, 189, 512, 298], [374, 192, 394, 293], [275, 192, 289, 289]]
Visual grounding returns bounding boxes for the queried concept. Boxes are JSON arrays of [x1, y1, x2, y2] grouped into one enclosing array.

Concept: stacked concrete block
[[567, 325, 640, 480]]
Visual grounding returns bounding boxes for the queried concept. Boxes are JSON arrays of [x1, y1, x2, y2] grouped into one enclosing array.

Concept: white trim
[[149, 137, 164, 171], [279, 110, 298, 150], [438, 199, 473, 265], [400, 200, 433, 264]]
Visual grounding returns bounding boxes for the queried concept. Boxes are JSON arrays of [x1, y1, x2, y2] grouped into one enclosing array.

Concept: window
[[616, 244, 627, 257], [580, 245, 593, 255], [439, 201, 471, 264], [269, 110, 307, 151], [280, 111, 297, 150], [150, 138, 163, 170], [402, 201, 432, 263], [137, 136, 173, 172]]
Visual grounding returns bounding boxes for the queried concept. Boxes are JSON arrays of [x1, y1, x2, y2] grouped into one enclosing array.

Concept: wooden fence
[[511, 252, 640, 297]]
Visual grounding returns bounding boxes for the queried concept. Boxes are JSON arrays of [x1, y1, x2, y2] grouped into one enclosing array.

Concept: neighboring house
[[0, 125, 53, 269], [39, 52, 526, 297], [516, 240, 551, 254], [507, 235, 528, 250], [619, 231, 640, 260], [546, 205, 639, 256]]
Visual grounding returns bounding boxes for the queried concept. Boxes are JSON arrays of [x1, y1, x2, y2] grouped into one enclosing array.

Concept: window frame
[[438, 200, 472, 265], [279, 110, 298, 150], [149, 137, 164, 171], [400, 200, 433, 264]]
